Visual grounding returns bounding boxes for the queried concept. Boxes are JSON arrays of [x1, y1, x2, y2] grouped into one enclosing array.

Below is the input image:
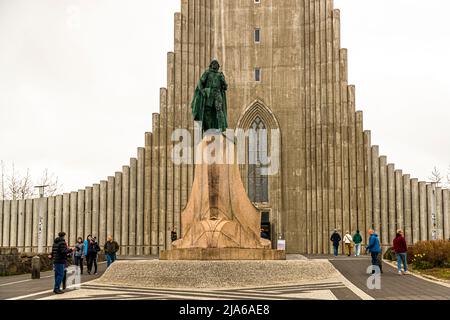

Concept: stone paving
[[94, 259, 339, 289], [307, 255, 450, 300]]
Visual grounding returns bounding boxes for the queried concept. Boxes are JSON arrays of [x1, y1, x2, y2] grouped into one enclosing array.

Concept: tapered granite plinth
[[160, 248, 286, 261]]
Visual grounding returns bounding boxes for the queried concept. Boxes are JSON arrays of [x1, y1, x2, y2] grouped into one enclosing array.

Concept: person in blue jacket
[[84, 235, 92, 257], [366, 229, 382, 273]]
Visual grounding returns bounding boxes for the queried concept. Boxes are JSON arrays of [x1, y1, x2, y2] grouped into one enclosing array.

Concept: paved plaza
[[2, 255, 449, 301]]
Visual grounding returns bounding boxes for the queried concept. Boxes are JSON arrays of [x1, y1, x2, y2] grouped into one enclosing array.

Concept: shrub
[[410, 240, 450, 269], [383, 247, 396, 261]]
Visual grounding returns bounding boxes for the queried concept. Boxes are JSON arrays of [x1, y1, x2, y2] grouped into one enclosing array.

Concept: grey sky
[[0, 0, 449, 194]]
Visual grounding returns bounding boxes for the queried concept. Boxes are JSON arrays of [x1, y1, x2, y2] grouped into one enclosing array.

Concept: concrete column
[[313, 0, 321, 254], [32, 199, 38, 252], [25, 199, 33, 252], [77, 190, 85, 241], [411, 179, 420, 244], [0, 201, 3, 245], [339, 48, 349, 251], [304, 0, 312, 254], [47, 197, 55, 251], [114, 172, 122, 249], [55, 196, 63, 240], [418, 182, 428, 241], [180, 0, 189, 217], [187, 0, 195, 198], [129, 158, 137, 256], [194, 0, 200, 80], [92, 184, 100, 239], [347, 86, 357, 238], [41, 197, 48, 252], [121, 166, 130, 256], [69, 192, 77, 246], [151, 114, 160, 255], [371, 146, 380, 233], [159, 88, 168, 253], [166, 53, 175, 250], [137, 148, 145, 256], [106, 177, 115, 241], [17, 200, 26, 252], [443, 189, 450, 240], [436, 187, 443, 240], [363, 131, 372, 243], [333, 17, 343, 251], [10, 200, 18, 248], [144, 133, 153, 256], [403, 175, 412, 245], [174, 12, 183, 248], [205, 0, 211, 66], [62, 193, 70, 237], [387, 164, 396, 244], [394, 170, 404, 233], [317, 0, 327, 254], [426, 184, 434, 240], [85, 187, 93, 238], [324, 0, 334, 255], [355, 112, 365, 235], [379, 156, 388, 245], [99, 181, 107, 247], [296, 0, 306, 253]]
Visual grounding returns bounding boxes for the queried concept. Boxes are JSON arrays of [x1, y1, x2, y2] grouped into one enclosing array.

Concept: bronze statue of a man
[[191, 60, 228, 132]]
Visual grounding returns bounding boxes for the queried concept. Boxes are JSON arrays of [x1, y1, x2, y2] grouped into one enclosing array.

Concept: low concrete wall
[[0, 248, 52, 276], [0, 247, 106, 276]]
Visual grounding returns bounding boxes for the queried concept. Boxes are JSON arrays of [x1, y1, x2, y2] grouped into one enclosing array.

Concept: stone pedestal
[[160, 134, 283, 260], [160, 248, 286, 261]]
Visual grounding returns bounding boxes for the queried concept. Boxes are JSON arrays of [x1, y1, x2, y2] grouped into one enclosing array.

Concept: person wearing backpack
[[86, 236, 101, 275], [330, 230, 342, 257], [343, 231, 353, 257], [353, 230, 363, 257]]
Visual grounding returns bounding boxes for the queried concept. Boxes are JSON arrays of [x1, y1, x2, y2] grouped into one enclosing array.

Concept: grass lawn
[[412, 268, 450, 281]]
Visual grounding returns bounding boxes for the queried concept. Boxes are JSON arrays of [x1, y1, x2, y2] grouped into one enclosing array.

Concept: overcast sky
[[0, 0, 449, 194]]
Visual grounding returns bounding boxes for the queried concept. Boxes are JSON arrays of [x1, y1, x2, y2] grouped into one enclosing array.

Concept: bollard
[[31, 256, 41, 279]]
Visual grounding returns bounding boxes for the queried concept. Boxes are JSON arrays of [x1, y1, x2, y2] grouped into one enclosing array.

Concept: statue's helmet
[[209, 59, 220, 71]]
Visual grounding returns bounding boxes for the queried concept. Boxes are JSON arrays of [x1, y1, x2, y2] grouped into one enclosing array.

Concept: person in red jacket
[[393, 229, 408, 275]]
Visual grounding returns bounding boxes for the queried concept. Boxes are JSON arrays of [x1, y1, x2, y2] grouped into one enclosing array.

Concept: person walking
[[49, 232, 73, 294], [366, 229, 382, 274], [83, 235, 92, 258], [330, 230, 342, 257], [104, 235, 120, 268], [353, 230, 363, 257], [74, 237, 85, 275], [86, 236, 100, 275], [343, 231, 353, 257], [393, 229, 408, 275]]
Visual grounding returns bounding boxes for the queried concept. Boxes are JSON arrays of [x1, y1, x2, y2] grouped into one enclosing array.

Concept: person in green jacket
[[353, 230, 363, 257]]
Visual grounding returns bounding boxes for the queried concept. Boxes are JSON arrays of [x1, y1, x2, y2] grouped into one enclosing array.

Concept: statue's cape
[[191, 70, 228, 132]]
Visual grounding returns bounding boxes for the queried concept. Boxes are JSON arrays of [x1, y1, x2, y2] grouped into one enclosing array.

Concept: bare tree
[[19, 169, 34, 200], [0, 160, 5, 200], [446, 165, 450, 189], [429, 166, 443, 187], [37, 168, 62, 197], [0, 162, 62, 200], [7, 163, 22, 200]]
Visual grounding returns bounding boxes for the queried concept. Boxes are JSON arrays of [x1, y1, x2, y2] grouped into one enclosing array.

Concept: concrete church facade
[[1, 0, 449, 255]]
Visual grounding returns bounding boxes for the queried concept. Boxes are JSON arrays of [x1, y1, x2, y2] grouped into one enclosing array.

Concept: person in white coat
[[343, 231, 353, 257]]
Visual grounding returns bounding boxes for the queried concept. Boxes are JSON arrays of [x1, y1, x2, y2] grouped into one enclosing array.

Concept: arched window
[[248, 117, 269, 203]]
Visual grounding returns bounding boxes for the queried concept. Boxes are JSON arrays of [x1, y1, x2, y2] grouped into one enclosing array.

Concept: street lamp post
[[31, 185, 48, 280], [34, 185, 49, 254]]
